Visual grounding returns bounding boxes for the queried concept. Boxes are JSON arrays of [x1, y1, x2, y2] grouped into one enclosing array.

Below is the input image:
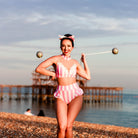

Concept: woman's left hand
[[81, 53, 86, 63]]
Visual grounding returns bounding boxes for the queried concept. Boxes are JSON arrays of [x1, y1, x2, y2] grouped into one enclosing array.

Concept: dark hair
[[60, 34, 74, 47], [37, 110, 45, 116], [26, 108, 31, 111]]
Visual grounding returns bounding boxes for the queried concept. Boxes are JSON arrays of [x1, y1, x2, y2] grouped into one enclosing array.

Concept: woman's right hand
[[50, 72, 56, 80]]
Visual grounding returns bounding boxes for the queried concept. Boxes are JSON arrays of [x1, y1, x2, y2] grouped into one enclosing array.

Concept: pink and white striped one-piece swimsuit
[[54, 55, 83, 104]]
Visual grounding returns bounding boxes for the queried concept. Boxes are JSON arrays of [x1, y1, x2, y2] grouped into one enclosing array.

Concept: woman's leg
[[56, 98, 68, 138], [66, 95, 83, 138]]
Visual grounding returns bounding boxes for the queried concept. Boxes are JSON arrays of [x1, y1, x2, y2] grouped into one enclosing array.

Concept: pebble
[[0, 112, 137, 138]]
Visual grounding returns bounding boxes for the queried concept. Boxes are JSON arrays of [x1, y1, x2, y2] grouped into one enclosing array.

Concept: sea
[[0, 89, 138, 128]]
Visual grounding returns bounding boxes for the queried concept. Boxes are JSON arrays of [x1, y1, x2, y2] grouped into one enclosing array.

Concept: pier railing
[[0, 84, 123, 103]]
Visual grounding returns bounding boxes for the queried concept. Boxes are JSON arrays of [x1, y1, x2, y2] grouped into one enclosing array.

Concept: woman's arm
[[35, 56, 57, 80], [76, 53, 91, 80]]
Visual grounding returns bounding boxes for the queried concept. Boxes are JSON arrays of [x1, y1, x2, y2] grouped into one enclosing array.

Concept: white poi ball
[[112, 48, 119, 54], [36, 51, 43, 58]]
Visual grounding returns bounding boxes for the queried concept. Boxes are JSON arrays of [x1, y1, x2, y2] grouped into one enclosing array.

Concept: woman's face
[[61, 39, 74, 56]]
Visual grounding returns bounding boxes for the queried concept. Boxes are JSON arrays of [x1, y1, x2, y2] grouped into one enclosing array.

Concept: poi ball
[[112, 48, 119, 54], [36, 51, 43, 58]]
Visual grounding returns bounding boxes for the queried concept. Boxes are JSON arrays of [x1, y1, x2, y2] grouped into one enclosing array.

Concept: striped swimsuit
[[54, 56, 83, 104]]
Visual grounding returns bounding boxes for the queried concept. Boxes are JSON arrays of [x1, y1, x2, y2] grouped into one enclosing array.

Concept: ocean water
[[0, 89, 138, 128]]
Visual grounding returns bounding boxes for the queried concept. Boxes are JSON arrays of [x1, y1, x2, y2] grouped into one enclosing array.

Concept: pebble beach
[[0, 112, 138, 138]]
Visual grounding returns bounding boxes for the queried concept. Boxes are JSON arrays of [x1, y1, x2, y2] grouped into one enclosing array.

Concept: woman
[[35, 34, 91, 138]]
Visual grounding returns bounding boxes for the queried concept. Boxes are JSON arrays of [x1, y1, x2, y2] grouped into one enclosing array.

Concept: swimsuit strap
[[61, 54, 71, 61]]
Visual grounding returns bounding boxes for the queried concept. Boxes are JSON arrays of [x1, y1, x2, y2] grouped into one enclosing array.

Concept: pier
[[0, 71, 123, 103], [0, 84, 123, 103]]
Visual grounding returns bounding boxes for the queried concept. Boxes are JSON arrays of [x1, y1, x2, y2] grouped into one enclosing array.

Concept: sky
[[0, 0, 138, 90]]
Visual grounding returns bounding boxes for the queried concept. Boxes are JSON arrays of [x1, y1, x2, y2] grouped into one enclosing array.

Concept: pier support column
[[0, 86, 3, 100], [9, 87, 12, 100], [17, 87, 21, 100]]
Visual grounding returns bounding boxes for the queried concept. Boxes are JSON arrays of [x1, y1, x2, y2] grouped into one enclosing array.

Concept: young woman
[[35, 34, 91, 138]]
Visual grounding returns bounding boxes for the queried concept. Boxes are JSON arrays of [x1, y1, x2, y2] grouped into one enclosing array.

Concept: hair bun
[[64, 34, 72, 37]]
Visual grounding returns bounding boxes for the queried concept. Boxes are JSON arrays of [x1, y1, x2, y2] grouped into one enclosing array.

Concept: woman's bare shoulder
[[72, 59, 79, 65], [45, 55, 61, 63]]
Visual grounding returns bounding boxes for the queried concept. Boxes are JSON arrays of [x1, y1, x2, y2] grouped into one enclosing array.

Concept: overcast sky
[[0, 0, 138, 90]]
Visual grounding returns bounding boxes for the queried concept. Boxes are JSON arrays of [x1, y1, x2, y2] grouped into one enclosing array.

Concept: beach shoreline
[[0, 112, 137, 138]]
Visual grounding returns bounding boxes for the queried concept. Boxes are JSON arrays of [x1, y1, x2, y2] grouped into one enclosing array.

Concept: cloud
[[57, 13, 138, 34], [1, 11, 138, 33], [1, 2, 138, 45]]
